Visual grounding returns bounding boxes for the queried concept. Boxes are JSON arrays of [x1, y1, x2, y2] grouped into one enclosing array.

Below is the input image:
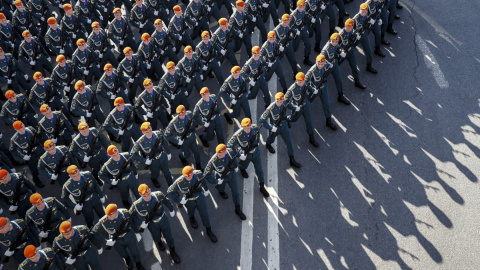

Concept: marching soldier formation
[[0, 0, 403, 268]]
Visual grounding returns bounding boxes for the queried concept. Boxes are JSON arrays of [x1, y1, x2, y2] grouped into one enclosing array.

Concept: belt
[[84, 194, 94, 202], [15, 241, 28, 250], [152, 212, 165, 223]]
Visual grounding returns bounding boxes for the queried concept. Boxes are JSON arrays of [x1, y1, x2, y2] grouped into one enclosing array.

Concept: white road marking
[[415, 35, 449, 89]]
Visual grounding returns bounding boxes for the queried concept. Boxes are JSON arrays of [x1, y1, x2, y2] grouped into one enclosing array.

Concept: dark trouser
[[190, 18, 210, 40], [360, 30, 374, 66], [328, 62, 344, 95], [147, 109, 170, 130], [127, 74, 145, 102], [26, 55, 53, 76], [320, 1, 336, 34], [342, 48, 359, 79], [88, 151, 109, 182], [309, 84, 332, 119], [173, 35, 194, 55], [120, 125, 142, 151], [309, 18, 322, 46], [247, 75, 270, 107], [219, 43, 238, 67], [262, 2, 279, 24], [216, 0, 233, 15], [233, 32, 253, 55], [203, 58, 225, 85], [170, 89, 189, 111], [185, 194, 210, 227], [215, 172, 240, 205], [274, 0, 291, 14], [184, 72, 203, 97], [200, 115, 224, 144], [133, 21, 155, 36], [115, 0, 133, 14], [0, 73, 30, 95], [150, 154, 173, 186], [114, 231, 141, 263], [117, 36, 139, 60], [148, 214, 175, 248], [180, 134, 201, 164], [80, 196, 104, 228], [281, 41, 298, 74], [248, 18, 267, 44], [265, 59, 287, 90], [333, 0, 345, 22], [226, 94, 251, 120], [84, 106, 107, 127], [238, 148, 265, 184], [99, 49, 119, 68], [288, 100, 314, 134], [117, 173, 140, 203], [159, 47, 180, 63], [83, 64, 103, 86], [266, 120, 294, 156], [145, 58, 164, 80], [72, 247, 103, 270], [293, 28, 311, 57]]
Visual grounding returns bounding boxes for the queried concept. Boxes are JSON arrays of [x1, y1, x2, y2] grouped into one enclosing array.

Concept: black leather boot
[[326, 117, 337, 130], [136, 262, 146, 270], [309, 133, 319, 147], [195, 163, 203, 172], [122, 200, 131, 209], [219, 191, 228, 199], [151, 178, 161, 188], [355, 78, 367, 89], [386, 24, 397, 35], [33, 176, 44, 188], [266, 144, 275, 154], [235, 205, 246, 220], [374, 47, 386, 57], [124, 257, 134, 270], [170, 247, 181, 264], [240, 169, 249, 178], [314, 43, 321, 53], [366, 64, 378, 74], [303, 56, 314, 65], [199, 135, 209, 147], [189, 216, 198, 229], [259, 183, 270, 197], [206, 227, 218, 242], [157, 241, 165, 251], [337, 94, 351, 105], [179, 154, 188, 166], [381, 35, 390, 45], [289, 155, 301, 168], [223, 112, 233, 124]]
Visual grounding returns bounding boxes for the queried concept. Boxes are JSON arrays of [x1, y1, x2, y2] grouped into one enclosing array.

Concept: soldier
[[305, 54, 337, 130], [203, 144, 246, 220], [290, 0, 315, 66], [118, 47, 145, 102], [168, 5, 195, 53], [195, 31, 225, 85], [19, 245, 62, 270], [19, 30, 53, 75], [366, 0, 386, 58], [354, 4, 378, 74], [132, 122, 173, 188], [284, 72, 320, 147], [10, 121, 44, 187], [151, 19, 179, 64], [92, 204, 145, 270], [0, 169, 37, 218], [51, 55, 75, 108], [1, 90, 37, 127], [103, 97, 142, 151], [229, 0, 252, 56], [61, 165, 105, 228], [87, 21, 119, 69], [259, 92, 302, 168], [245, 0, 267, 43], [193, 87, 225, 147], [261, 31, 288, 93], [242, 46, 270, 108], [321, 33, 353, 105], [26, 0, 52, 36], [99, 146, 140, 208], [91, 0, 114, 29], [12, 0, 40, 38], [212, 17, 239, 67], [129, 0, 155, 34], [227, 118, 269, 197], [45, 17, 73, 58], [135, 79, 171, 131], [74, 0, 101, 33], [145, 0, 170, 24], [382, 0, 398, 37], [137, 33, 163, 80], [0, 13, 19, 57], [165, 105, 202, 170], [220, 66, 252, 125], [130, 184, 181, 263], [305, 0, 326, 53], [0, 217, 39, 264], [73, 38, 102, 85], [70, 80, 106, 127], [108, 8, 137, 54], [168, 166, 218, 242], [38, 104, 75, 146], [177, 45, 205, 97], [70, 122, 110, 181], [97, 63, 128, 115], [26, 193, 71, 245], [53, 221, 103, 270], [185, 0, 209, 40], [159, 61, 189, 111], [0, 48, 30, 96], [61, 4, 88, 45], [38, 140, 75, 186], [274, 14, 299, 79], [259, 0, 278, 23]]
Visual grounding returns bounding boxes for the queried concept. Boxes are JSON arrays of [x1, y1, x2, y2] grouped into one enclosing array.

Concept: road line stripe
[[415, 35, 449, 89]]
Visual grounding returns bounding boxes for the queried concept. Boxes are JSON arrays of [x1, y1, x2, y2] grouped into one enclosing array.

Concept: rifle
[[51, 113, 63, 142], [185, 55, 201, 83], [16, 96, 27, 121], [2, 219, 30, 263], [8, 172, 25, 215], [6, 56, 13, 87], [178, 113, 195, 143], [171, 70, 184, 96], [111, 71, 122, 97], [271, 98, 292, 129], [140, 5, 149, 26], [65, 62, 76, 87], [146, 42, 154, 65], [85, 87, 98, 123], [274, 26, 294, 58], [291, 85, 308, 118], [70, 227, 93, 259], [25, 126, 41, 157], [109, 154, 135, 190], [144, 132, 164, 170], [229, 75, 248, 109], [128, 55, 139, 89], [98, 31, 108, 54], [42, 249, 59, 270], [138, 196, 163, 232], [115, 106, 134, 141], [218, 151, 240, 180], [80, 127, 104, 168], [31, 39, 40, 70], [239, 123, 263, 164], [251, 60, 265, 83], [43, 81, 55, 108], [218, 27, 233, 63], [175, 16, 187, 48], [82, 49, 93, 80], [105, 211, 132, 250], [184, 176, 205, 199], [120, 17, 130, 42], [49, 145, 70, 184], [202, 40, 216, 66], [74, 178, 91, 215], [203, 95, 219, 126]]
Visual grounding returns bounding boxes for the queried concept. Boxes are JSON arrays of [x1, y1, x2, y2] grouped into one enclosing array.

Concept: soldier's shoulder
[[45, 197, 55, 203], [133, 198, 142, 206], [11, 133, 19, 142], [18, 260, 29, 268], [40, 152, 48, 159], [26, 207, 35, 216]]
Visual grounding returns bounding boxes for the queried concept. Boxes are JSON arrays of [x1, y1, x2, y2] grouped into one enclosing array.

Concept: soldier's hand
[[167, 154, 171, 160], [202, 65, 207, 71], [356, 33, 361, 40], [99, 53, 103, 58], [86, 111, 92, 117], [159, 49, 164, 55], [166, 107, 172, 114], [146, 63, 151, 69], [11, 168, 16, 173], [195, 22, 198, 27], [51, 174, 58, 180], [249, 80, 255, 86], [146, 112, 153, 118], [180, 198, 187, 205], [23, 154, 31, 161], [66, 257, 76, 265], [268, 62, 273, 67], [239, 33, 243, 38], [106, 239, 116, 246], [39, 231, 49, 238], [295, 106, 301, 112], [8, 205, 18, 211], [30, 60, 36, 65], [184, 91, 188, 96], [4, 249, 14, 257], [119, 40, 124, 45], [52, 138, 58, 143], [320, 4, 326, 10], [217, 178, 224, 185], [135, 233, 142, 242], [185, 76, 191, 83], [71, 134, 75, 139], [170, 94, 175, 100], [83, 70, 89, 75], [313, 89, 318, 95], [220, 49, 226, 55], [340, 51, 346, 58], [87, 19, 92, 24], [204, 121, 210, 128], [100, 196, 105, 203], [169, 210, 175, 217], [47, 57, 51, 62], [207, 6, 211, 11], [74, 203, 83, 211], [240, 154, 247, 161], [64, 86, 70, 92], [72, 33, 76, 39], [111, 179, 119, 186], [99, 15, 104, 20], [200, 74, 204, 81], [67, 218, 72, 222], [378, 19, 383, 25], [128, 78, 134, 83], [231, 99, 237, 105], [58, 3, 63, 8], [103, 7, 108, 12], [140, 23, 145, 29], [178, 139, 184, 146], [145, 158, 152, 165], [41, 17, 45, 21], [262, 3, 268, 7], [203, 190, 210, 197], [369, 18, 375, 25], [311, 18, 316, 24], [279, 46, 284, 52], [271, 126, 278, 133], [24, 74, 29, 80], [140, 221, 148, 229], [60, 49, 65, 54], [118, 129, 125, 135], [83, 156, 91, 162], [34, 113, 39, 118], [295, 29, 300, 36], [154, 10, 159, 15], [7, 79, 11, 84], [178, 36, 182, 41], [135, 174, 138, 179], [252, 17, 256, 22], [98, 248, 103, 255], [110, 94, 116, 99]]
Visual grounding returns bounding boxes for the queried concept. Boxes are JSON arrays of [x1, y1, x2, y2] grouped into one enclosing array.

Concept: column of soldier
[[0, 0, 402, 268]]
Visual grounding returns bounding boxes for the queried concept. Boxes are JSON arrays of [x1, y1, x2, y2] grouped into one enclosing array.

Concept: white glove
[[140, 221, 148, 229], [167, 154, 171, 161], [203, 190, 210, 197], [172, 47, 176, 52], [67, 218, 72, 222], [340, 51, 346, 58], [104, 7, 108, 12], [87, 19, 92, 24], [169, 210, 175, 217], [369, 18, 375, 25], [135, 233, 142, 242], [279, 46, 284, 52], [184, 90, 188, 96], [356, 33, 361, 40], [8, 205, 18, 211], [119, 40, 124, 45], [180, 198, 187, 205], [24, 74, 29, 80], [378, 8, 382, 13], [146, 112, 153, 118], [135, 174, 138, 179], [106, 239, 116, 246], [170, 94, 175, 100], [185, 77, 191, 83], [23, 154, 31, 161], [39, 231, 48, 238], [271, 126, 277, 133], [159, 49, 165, 55], [83, 156, 91, 162], [239, 33, 243, 38], [128, 78, 134, 83], [249, 80, 255, 86], [154, 10, 158, 15], [252, 17, 256, 22], [110, 94, 116, 99], [52, 138, 58, 143], [240, 154, 246, 161], [4, 249, 14, 257], [86, 111, 92, 117], [207, 6, 211, 12], [71, 134, 76, 139], [11, 168, 16, 173], [98, 248, 103, 255], [7, 79, 11, 84], [118, 129, 124, 135], [0, 208, 3, 214], [231, 99, 237, 105], [235, 167, 239, 172], [145, 158, 152, 165], [64, 86, 70, 92], [268, 62, 273, 67], [195, 22, 198, 27], [313, 89, 318, 95], [204, 121, 210, 127], [320, 4, 326, 10], [99, 15, 104, 20], [166, 107, 171, 114], [51, 174, 58, 180], [58, 3, 63, 8], [220, 49, 226, 55], [100, 197, 105, 203], [60, 49, 65, 54], [65, 257, 76, 265], [178, 36, 182, 41], [200, 74, 204, 81], [295, 106, 300, 112], [311, 18, 316, 24], [262, 3, 268, 7], [34, 114, 38, 118], [202, 65, 207, 71], [217, 178, 224, 185], [72, 33, 76, 39], [83, 70, 89, 75], [378, 19, 383, 26], [41, 17, 45, 21], [111, 179, 118, 186], [146, 63, 151, 69], [30, 60, 36, 65], [166, 9, 170, 15], [295, 29, 300, 36], [178, 139, 184, 146], [75, 204, 83, 211], [99, 53, 103, 58]]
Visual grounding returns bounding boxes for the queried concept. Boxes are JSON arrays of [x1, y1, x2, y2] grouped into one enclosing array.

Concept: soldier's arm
[[54, 198, 72, 220], [228, 17, 240, 38], [98, 132, 110, 149], [103, 114, 118, 135], [70, 137, 83, 161], [1, 106, 14, 126], [160, 194, 174, 212], [23, 175, 37, 193], [128, 8, 140, 28], [203, 160, 217, 184], [25, 212, 40, 237], [60, 186, 76, 208], [128, 203, 142, 229], [61, 113, 75, 135], [29, 87, 42, 108], [38, 157, 52, 178], [91, 173, 104, 198], [134, 97, 147, 115], [130, 142, 145, 163], [98, 164, 112, 184], [127, 153, 138, 175], [258, 108, 273, 130], [283, 89, 295, 110], [192, 104, 205, 125], [0, 196, 9, 209], [107, 23, 120, 45], [219, 81, 232, 103], [45, 35, 59, 55], [164, 121, 178, 145], [91, 221, 107, 247], [70, 97, 86, 117], [167, 180, 181, 203]]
